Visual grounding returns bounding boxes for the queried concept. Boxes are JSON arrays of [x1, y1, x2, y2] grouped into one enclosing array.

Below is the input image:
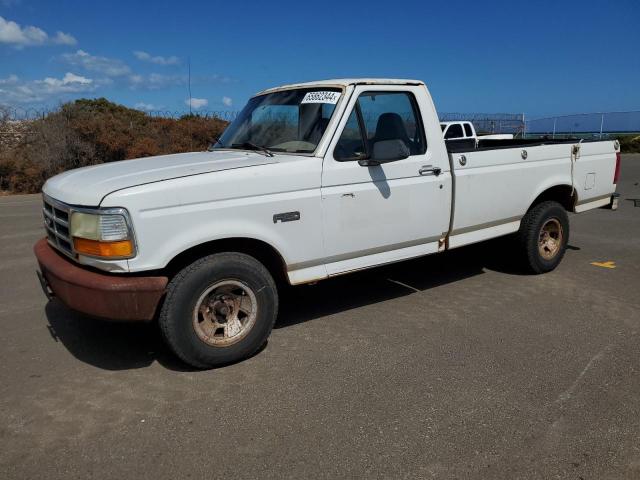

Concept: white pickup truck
[[35, 78, 621, 368], [441, 120, 513, 142]]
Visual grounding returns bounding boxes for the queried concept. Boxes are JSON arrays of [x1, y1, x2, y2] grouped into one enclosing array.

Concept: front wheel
[[159, 253, 278, 369], [518, 200, 570, 274]]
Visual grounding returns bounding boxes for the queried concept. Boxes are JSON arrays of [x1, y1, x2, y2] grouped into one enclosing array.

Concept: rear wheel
[[518, 200, 569, 274], [159, 253, 278, 368]]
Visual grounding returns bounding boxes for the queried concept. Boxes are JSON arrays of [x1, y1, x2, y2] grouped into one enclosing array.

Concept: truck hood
[[43, 150, 276, 206]]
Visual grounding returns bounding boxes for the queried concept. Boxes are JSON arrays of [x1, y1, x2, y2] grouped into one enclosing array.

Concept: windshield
[[212, 88, 342, 154]]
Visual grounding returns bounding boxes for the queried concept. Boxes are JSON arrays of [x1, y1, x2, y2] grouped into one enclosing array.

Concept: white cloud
[[53, 31, 77, 46], [128, 73, 185, 90], [134, 102, 162, 112], [0, 16, 46, 45], [0, 74, 19, 85], [185, 97, 208, 109], [61, 50, 130, 76], [0, 16, 76, 47], [127, 72, 231, 91], [222, 96, 232, 107], [43, 72, 92, 87], [133, 50, 180, 66], [0, 72, 99, 104]]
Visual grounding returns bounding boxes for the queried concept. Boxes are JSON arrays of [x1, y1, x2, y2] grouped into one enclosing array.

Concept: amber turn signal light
[[73, 237, 134, 258]]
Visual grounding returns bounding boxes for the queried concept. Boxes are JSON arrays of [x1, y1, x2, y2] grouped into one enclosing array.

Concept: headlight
[[70, 210, 135, 259]]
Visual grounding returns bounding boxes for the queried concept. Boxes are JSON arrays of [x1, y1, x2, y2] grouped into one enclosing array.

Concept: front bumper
[[34, 238, 167, 321]]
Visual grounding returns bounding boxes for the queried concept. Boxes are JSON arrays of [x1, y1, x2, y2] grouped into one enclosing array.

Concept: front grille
[[43, 196, 74, 257]]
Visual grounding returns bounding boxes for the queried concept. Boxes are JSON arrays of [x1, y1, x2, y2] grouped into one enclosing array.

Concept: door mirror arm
[[358, 158, 380, 167]]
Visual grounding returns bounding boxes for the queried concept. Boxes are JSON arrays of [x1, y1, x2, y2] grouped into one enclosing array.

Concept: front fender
[[101, 159, 325, 274]]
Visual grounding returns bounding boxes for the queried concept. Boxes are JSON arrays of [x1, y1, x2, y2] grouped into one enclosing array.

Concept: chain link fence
[[439, 112, 525, 135], [2, 106, 528, 150], [3, 105, 639, 151], [524, 111, 640, 139]]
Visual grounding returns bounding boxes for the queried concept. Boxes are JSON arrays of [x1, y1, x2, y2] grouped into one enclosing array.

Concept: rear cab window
[[463, 123, 474, 137], [334, 91, 427, 161], [444, 123, 463, 139]]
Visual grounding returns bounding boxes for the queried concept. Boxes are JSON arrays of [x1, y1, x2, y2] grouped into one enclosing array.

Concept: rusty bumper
[[34, 238, 167, 321]]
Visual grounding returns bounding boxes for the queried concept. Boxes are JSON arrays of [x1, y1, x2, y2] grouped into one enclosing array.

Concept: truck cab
[[441, 121, 476, 140], [441, 120, 514, 144]]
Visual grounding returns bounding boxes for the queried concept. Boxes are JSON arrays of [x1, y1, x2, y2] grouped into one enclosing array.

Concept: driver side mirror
[[358, 139, 410, 166]]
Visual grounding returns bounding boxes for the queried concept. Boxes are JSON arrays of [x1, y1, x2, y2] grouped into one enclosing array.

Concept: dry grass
[[0, 98, 228, 194]]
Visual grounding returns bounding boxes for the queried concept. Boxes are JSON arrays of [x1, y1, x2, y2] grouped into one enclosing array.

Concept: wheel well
[[164, 238, 289, 285], [530, 185, 576, 212]]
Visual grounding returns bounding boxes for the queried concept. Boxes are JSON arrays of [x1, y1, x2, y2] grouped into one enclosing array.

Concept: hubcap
[[193, 280, 257, 347], [538, 218, 563, 260]]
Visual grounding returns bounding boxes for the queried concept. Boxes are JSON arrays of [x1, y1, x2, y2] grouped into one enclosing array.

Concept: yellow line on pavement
[[591, 261, 616, 269]]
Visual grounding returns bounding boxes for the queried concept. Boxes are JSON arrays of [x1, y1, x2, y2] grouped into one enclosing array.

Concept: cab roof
[[440, 121, 473, 126], [256, 78, 425, 96]]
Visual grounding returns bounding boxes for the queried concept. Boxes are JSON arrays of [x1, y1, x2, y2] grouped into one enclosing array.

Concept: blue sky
[[1, 0, 639, 117]]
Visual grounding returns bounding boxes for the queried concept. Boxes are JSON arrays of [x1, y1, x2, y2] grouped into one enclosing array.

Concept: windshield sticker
[[301, 91, 341, 104]]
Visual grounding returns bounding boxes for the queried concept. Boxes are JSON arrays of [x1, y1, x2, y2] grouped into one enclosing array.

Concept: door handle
[[419, 165, 442, 176]]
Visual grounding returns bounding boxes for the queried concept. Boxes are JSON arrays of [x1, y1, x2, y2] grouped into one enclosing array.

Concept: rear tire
[[159, 253, 278, 369], [518, 201, 569, 274]]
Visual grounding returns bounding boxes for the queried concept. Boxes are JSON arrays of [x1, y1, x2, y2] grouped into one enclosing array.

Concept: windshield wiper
[[230, 142, 274, 157], [207, 137, 225, 151]]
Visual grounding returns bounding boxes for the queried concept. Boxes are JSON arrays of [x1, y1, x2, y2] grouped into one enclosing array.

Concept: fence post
[[599, 113, 604, 139], [552, 118, 556, 139]]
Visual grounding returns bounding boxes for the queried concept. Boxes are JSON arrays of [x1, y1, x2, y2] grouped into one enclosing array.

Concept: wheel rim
[[538, 218, 563, 260], [192, 280, 258, 347]]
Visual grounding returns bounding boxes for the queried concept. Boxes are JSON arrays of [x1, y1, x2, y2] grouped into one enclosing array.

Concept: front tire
[[518, 200, 569, 274], [159, 253, 278, 369]]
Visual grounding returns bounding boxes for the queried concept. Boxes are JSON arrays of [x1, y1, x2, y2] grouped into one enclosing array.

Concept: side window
[[445, 123, 464, 139], [334, 91, 427, 161], [334, 109, 366, 160], [463, 123, 474, 137]]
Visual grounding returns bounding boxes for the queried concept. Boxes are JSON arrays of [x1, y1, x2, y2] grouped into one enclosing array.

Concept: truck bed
[[445, 138, 617, 248]]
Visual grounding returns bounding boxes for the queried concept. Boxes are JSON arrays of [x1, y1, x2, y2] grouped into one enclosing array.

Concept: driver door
[[320, 86, 450, 275]]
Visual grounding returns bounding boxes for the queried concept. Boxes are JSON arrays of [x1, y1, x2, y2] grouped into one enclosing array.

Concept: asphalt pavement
[[1, 155, 639, 479]]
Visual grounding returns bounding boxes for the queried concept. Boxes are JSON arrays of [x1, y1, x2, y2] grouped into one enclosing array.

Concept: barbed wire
[[1, 105, 521, 126], [439, 112, 523, 121], [0, 105, 239, 122], [2, 104, 639, 135], [145, 110, 238, 121], [525, 111, 640, 135]]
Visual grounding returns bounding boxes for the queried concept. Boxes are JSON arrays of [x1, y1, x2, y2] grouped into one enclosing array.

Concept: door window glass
[[334, 91, 426, 161], [334, 109, 366, 160]]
